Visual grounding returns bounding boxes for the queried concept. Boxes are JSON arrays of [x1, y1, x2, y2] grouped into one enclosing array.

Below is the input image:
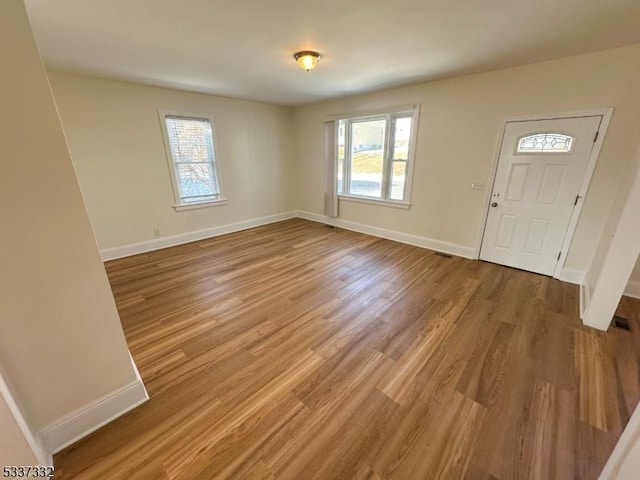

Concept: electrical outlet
[[153, 228, 161, 237], [470, 182, 485, 191]]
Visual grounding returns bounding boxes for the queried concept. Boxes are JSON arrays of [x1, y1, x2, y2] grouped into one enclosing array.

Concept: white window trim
[[172, 198, 228, 212], [338, 194, 410, 209], [158, 109, 227, 210], [336, 105, 420, 207], [325, 104, 418, 123]]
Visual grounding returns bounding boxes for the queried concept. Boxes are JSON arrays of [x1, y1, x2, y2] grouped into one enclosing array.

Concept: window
[[517, 133, 574, 153], [336, 106, 418, 206], [159, 110, 225, 210]]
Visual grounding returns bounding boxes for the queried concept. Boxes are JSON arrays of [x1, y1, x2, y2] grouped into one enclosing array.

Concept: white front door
[[480, 116, 602, 276]]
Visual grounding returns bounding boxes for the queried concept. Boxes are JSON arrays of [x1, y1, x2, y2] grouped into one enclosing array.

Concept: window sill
[[338, 195, 411, 210], [173, 198, 227, 211]]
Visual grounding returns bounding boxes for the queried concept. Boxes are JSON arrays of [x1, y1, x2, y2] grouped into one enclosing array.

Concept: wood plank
[[575, 330, 623, 434]]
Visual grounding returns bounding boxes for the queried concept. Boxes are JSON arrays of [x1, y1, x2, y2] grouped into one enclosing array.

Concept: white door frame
[[474, 108, 614, 280]]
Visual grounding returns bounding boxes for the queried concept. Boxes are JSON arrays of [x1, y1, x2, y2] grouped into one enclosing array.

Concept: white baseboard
[[624, 280, 640, 299], [558, 268, 586, 285], [296, 210, 476, 259], [100, 211, 297, 261], [580, 281, 591, 319], [37, 378, 148, 455], [99, 210, 604, 288]]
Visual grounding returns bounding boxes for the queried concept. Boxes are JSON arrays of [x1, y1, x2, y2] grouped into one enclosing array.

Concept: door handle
[[491, 202, 499, 207]]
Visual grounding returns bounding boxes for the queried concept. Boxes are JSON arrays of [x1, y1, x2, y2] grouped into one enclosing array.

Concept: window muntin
[[389, 116, 412, 200], [517, 133, 574, 154], [337, 107, 418, 204], [161, 113, 223, 206]]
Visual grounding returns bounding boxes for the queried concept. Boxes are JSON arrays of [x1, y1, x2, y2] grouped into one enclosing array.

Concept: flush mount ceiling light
[[294, 51, 321, 72]]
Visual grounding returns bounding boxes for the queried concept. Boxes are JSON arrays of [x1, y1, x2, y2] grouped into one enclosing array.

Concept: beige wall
[[292, 44, 640, 272], [0, 0, 136, 432], [0, 393, 38, 467], [602, 402, 640, 480], [46, 47, 640, 275], [47, 72, 295, 251], [630, 257, 640, 283], [618, 437, 640, 479]]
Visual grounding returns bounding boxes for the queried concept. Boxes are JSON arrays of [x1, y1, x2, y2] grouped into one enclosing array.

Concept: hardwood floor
[[54, 219, 640, 479]]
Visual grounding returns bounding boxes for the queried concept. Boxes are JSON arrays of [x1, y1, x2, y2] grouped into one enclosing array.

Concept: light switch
[[470, 182, 485, 191]]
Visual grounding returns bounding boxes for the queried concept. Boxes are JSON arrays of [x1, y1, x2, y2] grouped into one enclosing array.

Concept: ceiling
[[24, 0, 640, 106]]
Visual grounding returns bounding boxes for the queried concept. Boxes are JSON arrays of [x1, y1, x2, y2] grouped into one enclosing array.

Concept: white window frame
[[335, 105, 419, 208], [158, 109, 227, 211]]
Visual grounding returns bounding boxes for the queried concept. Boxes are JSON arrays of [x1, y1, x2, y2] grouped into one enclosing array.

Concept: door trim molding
[[474, 108, 614, 280]]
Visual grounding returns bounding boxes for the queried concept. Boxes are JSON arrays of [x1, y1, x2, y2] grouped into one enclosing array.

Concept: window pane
[[517, 133, 573, 153], [166, 117, 215, 163], [349, 119, 386, 198], [393, 117, 412, 160], [177, 163, 217, 200], [390, 161, 407, 200], [337, 120, 346, 194], [163, 114, 222, 204]]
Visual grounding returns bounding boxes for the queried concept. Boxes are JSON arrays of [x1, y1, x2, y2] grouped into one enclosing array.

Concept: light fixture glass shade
[[294, 51, 321, 71]]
